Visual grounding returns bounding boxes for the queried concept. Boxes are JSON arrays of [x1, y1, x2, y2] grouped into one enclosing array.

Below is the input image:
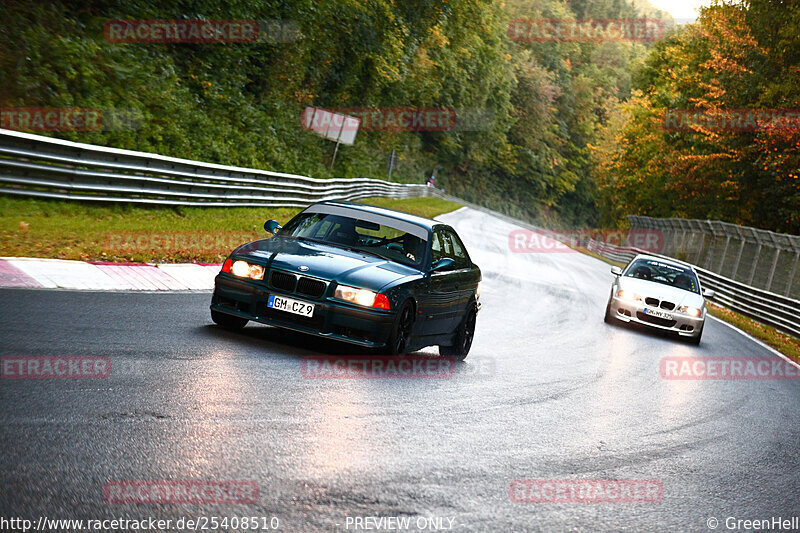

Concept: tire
[[688, 328, 703, 346], [211, 309, 248, 331], [440, 309, 477, 361], [604, 303, 613, 324], [387, 301, 415, 355]]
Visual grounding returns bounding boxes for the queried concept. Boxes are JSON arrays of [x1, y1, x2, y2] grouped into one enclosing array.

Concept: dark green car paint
[[210, 201, 481, 351]]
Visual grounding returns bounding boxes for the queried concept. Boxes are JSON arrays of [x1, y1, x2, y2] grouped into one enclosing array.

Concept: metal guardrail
[[2, 128, 796, 337], [586, 239, 800, 338], [628, 215, 800, 299], [0, 129, 432, 207], [427, 192, 800, 338]]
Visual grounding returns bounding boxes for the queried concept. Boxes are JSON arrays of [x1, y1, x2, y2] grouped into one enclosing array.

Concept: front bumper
[[210, 275, 395, 348], [609, 295, 704, 337]]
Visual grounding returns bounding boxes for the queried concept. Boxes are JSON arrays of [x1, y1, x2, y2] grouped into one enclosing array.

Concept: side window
[[439, 232, 454, 259], [431, 231, 445, 262], [432, 229, 470, 270], [446, 230, 470, 269]]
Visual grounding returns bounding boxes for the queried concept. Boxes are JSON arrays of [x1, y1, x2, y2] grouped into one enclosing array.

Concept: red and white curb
[[0, 258, 222, 291]]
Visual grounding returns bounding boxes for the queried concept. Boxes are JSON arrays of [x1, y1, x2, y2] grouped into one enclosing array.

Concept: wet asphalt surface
[[1, 208, 799, 532]]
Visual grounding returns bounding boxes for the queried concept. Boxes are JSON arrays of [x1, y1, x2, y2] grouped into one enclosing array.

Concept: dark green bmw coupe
[[210, 201, 481, 359]]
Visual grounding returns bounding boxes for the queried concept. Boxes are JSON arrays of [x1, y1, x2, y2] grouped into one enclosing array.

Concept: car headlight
[[678, 305, 702, 317], [335, 285, 390, 309], [616, 289, 642, 302], [224, 259, 265, 281], [476, 281, 482, 300]]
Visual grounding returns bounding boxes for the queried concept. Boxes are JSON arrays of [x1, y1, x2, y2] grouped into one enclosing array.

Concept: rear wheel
[[387, 301, 414, 355], [211, 309, 248, 331], [440, 309, 476, 361]]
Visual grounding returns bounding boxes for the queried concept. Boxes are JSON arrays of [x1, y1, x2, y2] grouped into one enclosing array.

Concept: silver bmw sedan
[[604, 254, 715, 345]]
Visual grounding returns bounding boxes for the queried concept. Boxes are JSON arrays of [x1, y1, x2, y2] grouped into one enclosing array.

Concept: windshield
[[280, 212, 427, 268], [624, 258, 700, 294]]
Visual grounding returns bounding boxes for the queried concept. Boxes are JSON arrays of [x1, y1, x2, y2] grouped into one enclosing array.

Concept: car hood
[[617, 277, 705, 307], [232, 237, 423, 290]]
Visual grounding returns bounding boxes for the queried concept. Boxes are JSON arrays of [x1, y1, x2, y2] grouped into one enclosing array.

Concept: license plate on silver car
[[644, 308, 673, 320], [268, 295, 315, 317]]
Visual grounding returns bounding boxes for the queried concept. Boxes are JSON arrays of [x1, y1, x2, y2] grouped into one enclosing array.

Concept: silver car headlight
[[616, 289, 642, 303], [678, 305, 702, 317]]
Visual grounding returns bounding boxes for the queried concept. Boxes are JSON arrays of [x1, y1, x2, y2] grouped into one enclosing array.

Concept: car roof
[[310, 200, 442, 230], [630, 254, 697, 272]]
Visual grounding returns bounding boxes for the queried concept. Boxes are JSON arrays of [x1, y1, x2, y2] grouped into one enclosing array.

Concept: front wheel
[[211, 309, 248, 330], [688, 327, 703, 346], [387, 301, 415, 355], [440, 309, 476, 361]]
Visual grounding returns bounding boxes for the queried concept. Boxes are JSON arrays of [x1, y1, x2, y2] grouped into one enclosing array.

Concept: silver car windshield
[[624, 258, 700, 294]]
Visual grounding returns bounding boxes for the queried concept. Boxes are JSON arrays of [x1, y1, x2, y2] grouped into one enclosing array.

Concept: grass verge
[[0, 195, 461, 264], [705, 303, 800, 363], [573, 245, 800, 363]]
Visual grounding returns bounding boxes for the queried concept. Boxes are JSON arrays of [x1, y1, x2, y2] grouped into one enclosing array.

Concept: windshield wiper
[[293, 237, 388, 260], [324, 242, 386, 259], [345, 246, 386, 259], [293, 236, 322, 244]]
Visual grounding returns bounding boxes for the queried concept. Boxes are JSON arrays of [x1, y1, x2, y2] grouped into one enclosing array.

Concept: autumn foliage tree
[[593, 0, 800, 233]]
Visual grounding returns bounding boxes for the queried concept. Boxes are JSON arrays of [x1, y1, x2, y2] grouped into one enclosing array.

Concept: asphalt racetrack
[[2, 208, 799, 532]]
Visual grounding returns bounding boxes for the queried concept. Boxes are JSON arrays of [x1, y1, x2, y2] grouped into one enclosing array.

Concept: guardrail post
[[766, 248, 781, 292], [732, 238, 746, 281], [695, 227, 706, 265], [787, 252, 800, 297], [672, 220, 681, 256], [717, 234, 731, 272], [702, 221, 717, 268], [679, 221, 689, 258], [748, 242, 762, 286]]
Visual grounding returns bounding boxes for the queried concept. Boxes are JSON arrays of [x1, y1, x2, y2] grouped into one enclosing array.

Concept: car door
[[440, 228, 478, 329], [421, 228, 464, 336]]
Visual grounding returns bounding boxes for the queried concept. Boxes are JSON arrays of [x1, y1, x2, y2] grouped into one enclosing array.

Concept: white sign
[[301, 107, 360, 145]]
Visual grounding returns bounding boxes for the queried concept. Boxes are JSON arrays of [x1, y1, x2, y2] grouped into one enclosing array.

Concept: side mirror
[[264, 220, 282, 235], [611, 266, 622, 276], [431, 258, 455, 272], [703, 289, 715, 298]]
